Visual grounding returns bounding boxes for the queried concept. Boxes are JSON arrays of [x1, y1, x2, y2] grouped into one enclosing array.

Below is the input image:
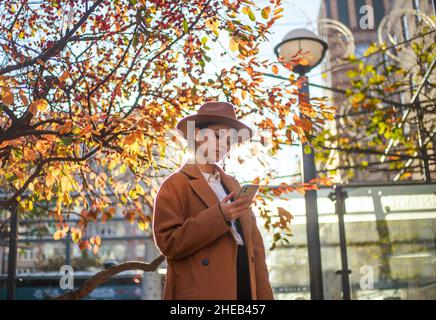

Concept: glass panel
[[265, 192, 310, 299], [343, 184, 436, 299]]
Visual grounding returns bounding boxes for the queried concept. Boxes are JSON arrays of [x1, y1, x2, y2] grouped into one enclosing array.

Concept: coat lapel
[[178, 162, 252, 244], [179, 162, 219, 208]]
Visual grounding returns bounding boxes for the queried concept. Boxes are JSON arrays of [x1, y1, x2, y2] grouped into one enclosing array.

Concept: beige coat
[[152, 162, 274, 300]]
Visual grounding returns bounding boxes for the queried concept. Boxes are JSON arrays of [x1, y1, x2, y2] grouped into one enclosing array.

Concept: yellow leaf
[[274, 7, 284, 15], [71, 228, 82, 243], [242, 7, 250, 15], [138, 219, 149, 231], [241, 90, 247, 100], [95, 235, 101, 247], [36, 98, 48, 111], [229, 37, 238, 52], [261, 6, 271, 19], [205, 18, 218, 35], [53, 230, 64, 240]]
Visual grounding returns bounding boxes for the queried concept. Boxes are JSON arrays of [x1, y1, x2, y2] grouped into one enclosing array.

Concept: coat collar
[[179, 162, 240, 192], [178, 161, 251, 243]]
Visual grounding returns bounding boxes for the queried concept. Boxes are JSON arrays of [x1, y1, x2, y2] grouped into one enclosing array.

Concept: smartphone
[[235, 184, 259, 201]]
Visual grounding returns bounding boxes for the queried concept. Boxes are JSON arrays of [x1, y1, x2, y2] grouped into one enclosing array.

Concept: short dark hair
[[195, 121, 220, 130]]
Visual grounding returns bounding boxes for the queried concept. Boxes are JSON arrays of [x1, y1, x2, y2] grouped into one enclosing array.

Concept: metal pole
[[65, 232, 71, 267], [414, 95, 432, 183], [334, 187, 351, 300], [298, 75, 324, 300], [6, 201, 18, 300]]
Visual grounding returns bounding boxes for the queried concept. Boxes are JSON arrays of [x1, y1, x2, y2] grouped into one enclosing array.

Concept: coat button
[[201, 258, 209, 266], [251, 256, 254, 263]]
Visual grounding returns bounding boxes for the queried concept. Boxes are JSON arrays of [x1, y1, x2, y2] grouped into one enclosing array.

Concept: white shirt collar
[[201, 169, 221, 183]]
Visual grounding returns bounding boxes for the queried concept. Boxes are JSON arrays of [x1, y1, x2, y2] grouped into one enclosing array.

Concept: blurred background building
[[317, 0, 436, 183]]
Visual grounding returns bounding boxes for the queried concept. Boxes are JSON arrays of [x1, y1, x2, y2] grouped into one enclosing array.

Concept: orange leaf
[[19, 90, 28, 105], [299, 58, 310, 66], [272, 65, 279, 75], [29, 98, 48, 114], [245, 66, 254, 75], [59, 71, 69, 83], [1, 87, 14, 105]]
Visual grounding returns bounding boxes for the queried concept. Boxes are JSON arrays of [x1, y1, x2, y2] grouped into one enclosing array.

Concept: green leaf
[[304, 144, 312, 155], [191, 86, 197, 96], [61, 137, 73, 146], [183, 19, 189, 33], [132, 33, 138, 49]]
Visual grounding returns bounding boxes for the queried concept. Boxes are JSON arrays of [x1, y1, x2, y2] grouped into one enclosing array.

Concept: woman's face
[[194, 123, 235, 164]]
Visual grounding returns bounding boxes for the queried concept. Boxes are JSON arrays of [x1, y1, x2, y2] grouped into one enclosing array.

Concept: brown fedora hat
[[176, 101, 253, 142]]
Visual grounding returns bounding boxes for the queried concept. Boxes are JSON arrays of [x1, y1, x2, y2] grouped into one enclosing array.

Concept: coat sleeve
[[152, 174, 233, 261], [251, 211, 275, 300]]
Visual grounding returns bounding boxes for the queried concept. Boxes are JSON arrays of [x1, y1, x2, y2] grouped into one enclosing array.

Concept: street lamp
[[274, 28, 328, 75], [274, 28, 328, 300]]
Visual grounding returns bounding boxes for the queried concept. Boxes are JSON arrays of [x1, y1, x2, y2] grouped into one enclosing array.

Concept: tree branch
[[0, 0, 104, 75], [53, 255, 165, 300]]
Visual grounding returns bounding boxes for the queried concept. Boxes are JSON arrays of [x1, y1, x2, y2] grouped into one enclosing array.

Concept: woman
[[152, 101, 274, 300]]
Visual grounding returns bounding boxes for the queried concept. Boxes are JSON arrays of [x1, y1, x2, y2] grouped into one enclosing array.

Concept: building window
[[402, 14, 410, 40], [413, 0, 421, 23], [373, 0, 385, 28], [337, 0, 351, 26], [325, 0, 332, 18]]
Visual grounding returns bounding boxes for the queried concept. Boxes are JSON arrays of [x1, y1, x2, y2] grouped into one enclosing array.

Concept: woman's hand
[[219, 191, 253, 221]]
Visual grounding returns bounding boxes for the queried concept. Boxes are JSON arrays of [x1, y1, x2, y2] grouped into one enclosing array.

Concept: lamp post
[[274, 28, 328, 300]]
